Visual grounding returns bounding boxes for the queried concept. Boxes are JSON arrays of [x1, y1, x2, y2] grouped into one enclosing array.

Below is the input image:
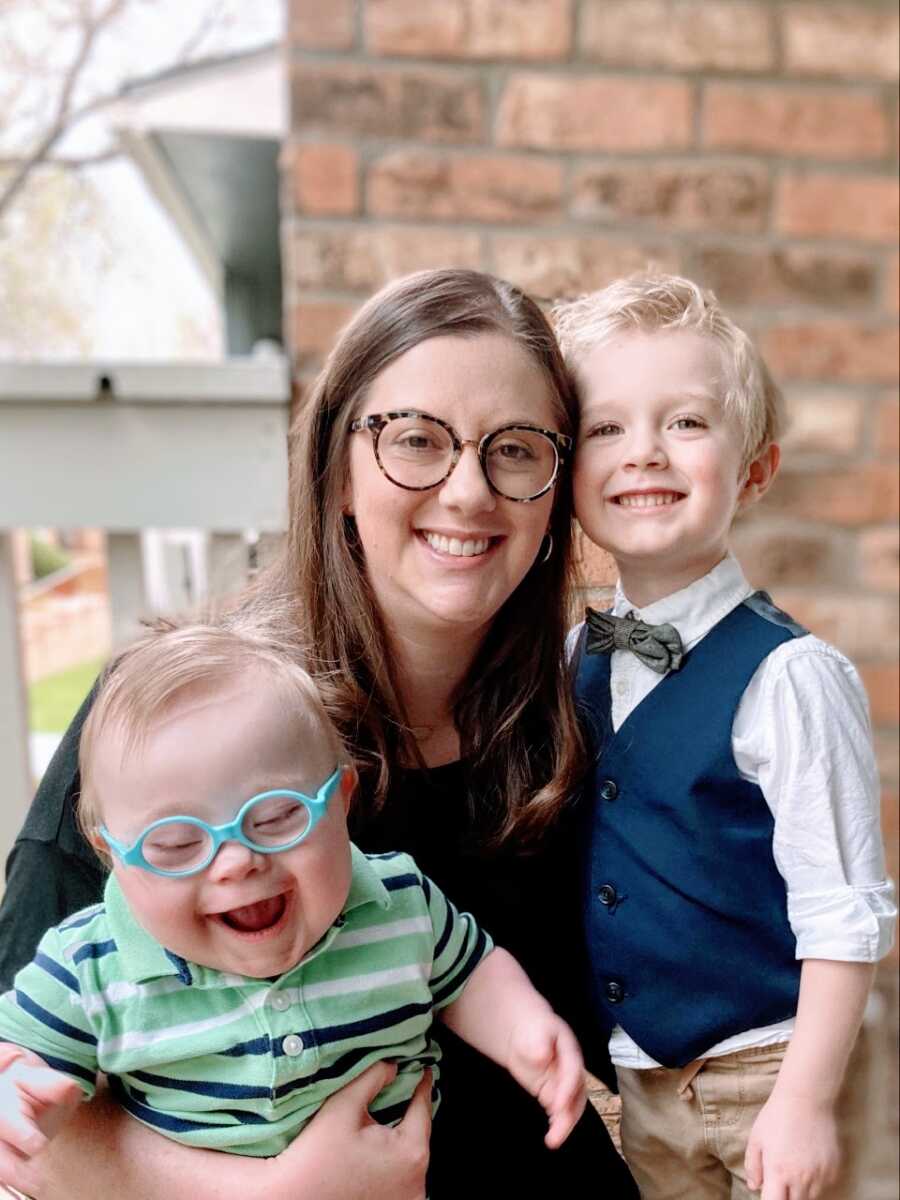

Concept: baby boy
[[0, 621, 584, 1176]]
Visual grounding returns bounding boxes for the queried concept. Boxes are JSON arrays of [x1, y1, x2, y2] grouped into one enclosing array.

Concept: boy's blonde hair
[[77, 620, 344, 853], [553, 272, 782, 468]]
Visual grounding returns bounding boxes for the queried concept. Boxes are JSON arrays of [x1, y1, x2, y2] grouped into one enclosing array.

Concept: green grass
[[29, 658, 103, 733]]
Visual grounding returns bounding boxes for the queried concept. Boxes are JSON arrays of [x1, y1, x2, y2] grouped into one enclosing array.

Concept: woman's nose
[[438, 444, 497, 513]]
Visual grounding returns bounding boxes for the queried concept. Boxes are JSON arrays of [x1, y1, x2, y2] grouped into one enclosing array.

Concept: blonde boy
[[555, 275, 896, 1200], [0, 623, 584, 1179]]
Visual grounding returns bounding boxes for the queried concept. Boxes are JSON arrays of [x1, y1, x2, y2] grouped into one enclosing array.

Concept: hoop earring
[[538, 532, 553, 565]]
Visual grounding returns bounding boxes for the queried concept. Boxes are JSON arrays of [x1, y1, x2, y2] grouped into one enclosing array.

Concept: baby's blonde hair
[[553, 272, 782, 469], [77, 619, 343, 855]]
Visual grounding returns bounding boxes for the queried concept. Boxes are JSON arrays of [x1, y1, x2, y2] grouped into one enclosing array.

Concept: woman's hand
[[272, 1060, 432, 1199], [21, 1061, 430, 1200]]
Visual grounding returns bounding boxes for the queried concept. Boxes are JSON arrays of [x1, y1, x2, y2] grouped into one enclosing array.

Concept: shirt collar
[[103, 842, 392, 986], [612, 553, 753, 650]]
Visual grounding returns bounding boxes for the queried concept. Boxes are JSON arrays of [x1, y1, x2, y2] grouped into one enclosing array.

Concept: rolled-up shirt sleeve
[[733, 637, 897, 963]]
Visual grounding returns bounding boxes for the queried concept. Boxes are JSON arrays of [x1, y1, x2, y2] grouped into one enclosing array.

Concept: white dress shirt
[[571, 553, 897, 1069]]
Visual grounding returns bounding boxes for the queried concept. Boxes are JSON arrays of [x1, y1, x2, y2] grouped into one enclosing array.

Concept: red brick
[[292, 63, 484, 144], [774, 591, 898, 661], [781, 389, 866, 457], [777, 174, 899, 243], [574, 526, 617, 590], [881, 792, 899, 903], [497, 75, 693, 152], [731, 521, 852, 587], [874, 394, 899, 456], [874, 733, 899, 787], [288, 225, 483, 293], [703, 84, 890, 159], [571, 161, 770, 234], [290, 300, 357, 365], [782, 4, 900, 82], [365, 0, 573, 60], [290, 0, 356, 50], [886, 255, 899, 315], [290, 143, 359, 216], [761, 322, 899, 384], [859, 527, 900, 593], [766, 463, 900, 527], [490, 234, 680, 300], [860, 664, 900, 726], [368, 151, 563, 223], [882, 796, 899, 904], [581, 0, 774, 71], [692, 245, 876, 309]]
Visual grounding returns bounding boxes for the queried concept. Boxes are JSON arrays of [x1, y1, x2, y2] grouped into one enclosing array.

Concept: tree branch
[[0, 0, 126, 219]]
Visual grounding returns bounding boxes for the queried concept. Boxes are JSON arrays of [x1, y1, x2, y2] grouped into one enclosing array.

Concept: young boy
[[0, 623, 585, 1175], [554, 274, 896, 1200]]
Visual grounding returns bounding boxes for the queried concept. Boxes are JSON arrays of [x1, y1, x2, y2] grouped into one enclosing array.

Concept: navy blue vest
[[575, 593, 807, 1068]]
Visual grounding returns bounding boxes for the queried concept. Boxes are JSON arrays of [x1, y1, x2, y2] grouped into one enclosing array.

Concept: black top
[[0, 692, 636, 1199]]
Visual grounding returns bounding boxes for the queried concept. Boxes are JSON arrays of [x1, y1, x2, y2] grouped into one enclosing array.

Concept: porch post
[[106, 532, 147, 651], [0, 532, 31, 874]]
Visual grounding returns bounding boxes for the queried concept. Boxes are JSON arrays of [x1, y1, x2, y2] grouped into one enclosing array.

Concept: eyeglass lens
[[376, 415, 558, 500], [140, 794, 311, 872]]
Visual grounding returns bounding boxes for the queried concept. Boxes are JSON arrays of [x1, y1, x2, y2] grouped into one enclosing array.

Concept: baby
[[0, 622, 584, 1172], [555, 273, 896, 1200]]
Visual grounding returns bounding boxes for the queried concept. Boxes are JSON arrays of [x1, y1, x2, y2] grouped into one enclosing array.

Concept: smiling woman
[[0, 269, 638, 1200]]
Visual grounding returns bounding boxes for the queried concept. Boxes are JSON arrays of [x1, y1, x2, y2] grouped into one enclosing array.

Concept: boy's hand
[[505, 1014, 586, 1149], [0, 1047, 83, 1179], [745, 1089, 841, 1200]]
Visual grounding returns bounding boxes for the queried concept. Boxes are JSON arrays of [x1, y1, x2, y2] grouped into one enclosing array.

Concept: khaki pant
[[617, 1043, 857, 1200]]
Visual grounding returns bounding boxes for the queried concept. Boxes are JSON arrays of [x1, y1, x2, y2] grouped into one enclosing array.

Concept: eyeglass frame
[[98, 765, 344, 879], [348, 410, 573, 503]]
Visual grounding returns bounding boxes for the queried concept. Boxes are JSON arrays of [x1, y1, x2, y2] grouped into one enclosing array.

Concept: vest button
[[599, 779, 618, 801], [605, 981, 624, 1004], [598, 884, 617, 907]]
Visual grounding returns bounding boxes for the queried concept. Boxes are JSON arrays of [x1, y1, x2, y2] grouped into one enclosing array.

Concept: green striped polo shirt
[[0, 846, 492, 1156]]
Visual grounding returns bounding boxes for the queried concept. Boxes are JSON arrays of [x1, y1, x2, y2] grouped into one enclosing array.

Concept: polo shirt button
[[599, 779, 618, 801], [605, 981, 624, 1004], [282, 1034, 303, 1056], [271, 993, 290, 1012], [598, 884, 617, 907]]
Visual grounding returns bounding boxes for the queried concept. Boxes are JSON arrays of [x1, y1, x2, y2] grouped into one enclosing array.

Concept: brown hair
[[247, 268, 585, 850]]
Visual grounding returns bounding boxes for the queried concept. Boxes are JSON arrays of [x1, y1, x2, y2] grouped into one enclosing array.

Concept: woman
[[0, 269, 637, 1198]]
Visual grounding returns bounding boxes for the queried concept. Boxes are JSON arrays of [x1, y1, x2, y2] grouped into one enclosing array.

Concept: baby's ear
[[739, 442, 780, 509], [339, 764, 358, 812]]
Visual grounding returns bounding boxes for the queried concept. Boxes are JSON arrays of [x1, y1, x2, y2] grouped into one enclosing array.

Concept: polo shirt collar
[[104, 872, 192, 984]]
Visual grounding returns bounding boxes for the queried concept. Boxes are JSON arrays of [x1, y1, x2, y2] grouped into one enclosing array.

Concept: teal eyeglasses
[[99, 766, 343, 879]]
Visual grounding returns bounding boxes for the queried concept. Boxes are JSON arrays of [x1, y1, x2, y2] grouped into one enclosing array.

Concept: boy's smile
[[92, 673, 354, 979], [574, 330, 775, 606]]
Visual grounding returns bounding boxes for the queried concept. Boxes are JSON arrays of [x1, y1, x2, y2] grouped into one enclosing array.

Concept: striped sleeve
[[0, 925, 99, 1096], [422, 872, 493, 1012]]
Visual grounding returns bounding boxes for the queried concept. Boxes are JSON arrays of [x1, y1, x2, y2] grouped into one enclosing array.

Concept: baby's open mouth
[[218, 893, 287, 933]]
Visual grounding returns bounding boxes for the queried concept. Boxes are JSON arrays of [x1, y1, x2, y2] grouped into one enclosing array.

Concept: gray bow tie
[[585, 607, 684, 675]]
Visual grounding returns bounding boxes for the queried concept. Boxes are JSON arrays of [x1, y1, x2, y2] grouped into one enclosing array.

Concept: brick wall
[[283, 0, 898, 888]]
